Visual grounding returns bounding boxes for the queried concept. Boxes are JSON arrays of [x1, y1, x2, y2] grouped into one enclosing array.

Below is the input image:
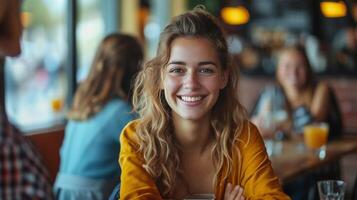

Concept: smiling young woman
[[163, 37, 228, 123], [118, 7, 290, 200]]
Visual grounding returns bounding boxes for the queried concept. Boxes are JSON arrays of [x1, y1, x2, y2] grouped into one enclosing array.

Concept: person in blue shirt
[[54, 33, 143, 199]]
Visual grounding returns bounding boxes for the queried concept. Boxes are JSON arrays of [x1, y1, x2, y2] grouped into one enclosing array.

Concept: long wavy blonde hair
[[132, 8, 247, 197], [68, 33, 143, 120]]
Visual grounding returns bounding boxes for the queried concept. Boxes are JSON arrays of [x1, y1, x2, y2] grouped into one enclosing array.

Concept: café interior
[[1, 0, 357, 199]]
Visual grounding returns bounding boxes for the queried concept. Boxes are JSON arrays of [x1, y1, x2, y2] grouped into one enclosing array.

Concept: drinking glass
[[303, 122, 329, 159], [317, 180, 345, 200]]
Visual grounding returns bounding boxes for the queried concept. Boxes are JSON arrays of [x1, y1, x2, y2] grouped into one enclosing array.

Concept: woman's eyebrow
[[198, 61, 218, 66], [167, 61, 185, 65], [168, 61, 218, 66]]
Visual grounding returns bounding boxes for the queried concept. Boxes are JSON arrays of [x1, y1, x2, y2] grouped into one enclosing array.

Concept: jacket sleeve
[[240, 123, 291, 200], [119, 121, 163, 200]]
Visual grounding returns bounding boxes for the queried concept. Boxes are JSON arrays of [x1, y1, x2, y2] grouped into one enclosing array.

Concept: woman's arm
[[239, 123, 291, 199], [310, 81, 330, 121], [119, 121, 163, 200]]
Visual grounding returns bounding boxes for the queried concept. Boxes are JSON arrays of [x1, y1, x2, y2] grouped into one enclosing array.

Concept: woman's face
[[162, 37, 227, 122], [277, 50, 308, 89]]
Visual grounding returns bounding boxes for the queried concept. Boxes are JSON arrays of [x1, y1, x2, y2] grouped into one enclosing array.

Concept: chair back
[[108, 183, 120, 200], [327, 86, 343, 140], [352, 175, 357, 200]]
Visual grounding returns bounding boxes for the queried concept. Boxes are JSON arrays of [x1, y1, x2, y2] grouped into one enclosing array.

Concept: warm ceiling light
[[320, 1, 347, 18], [21, 12, 32, 28], [221, 6, 250, 25]]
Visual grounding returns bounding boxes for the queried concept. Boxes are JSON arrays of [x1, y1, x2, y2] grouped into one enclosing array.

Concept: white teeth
[[181, 96, 202, 102]]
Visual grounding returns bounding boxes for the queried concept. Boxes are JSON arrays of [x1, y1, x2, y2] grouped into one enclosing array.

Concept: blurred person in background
[[251, 44, 342, 200], [251, 44, 342, 141], [0, 0, 54, 199], [54, 33, 143, 200]]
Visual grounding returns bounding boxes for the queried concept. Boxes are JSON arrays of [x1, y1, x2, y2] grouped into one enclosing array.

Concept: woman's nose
[[292, 66, 301, 76], [183, 71, 200, 90]]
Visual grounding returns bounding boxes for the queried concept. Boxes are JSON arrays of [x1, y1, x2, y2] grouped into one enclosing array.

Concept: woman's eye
[[199, 68, 214, 74], [168, 67, 184, 73]]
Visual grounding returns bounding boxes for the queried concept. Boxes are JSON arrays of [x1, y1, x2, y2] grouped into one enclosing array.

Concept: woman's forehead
[[168, 37, 220, 64]]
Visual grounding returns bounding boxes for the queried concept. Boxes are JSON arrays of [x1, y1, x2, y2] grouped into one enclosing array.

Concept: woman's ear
[[220, 70, 228, 89]]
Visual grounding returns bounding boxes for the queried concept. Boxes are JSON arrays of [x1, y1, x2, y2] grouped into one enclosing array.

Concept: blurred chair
[[327, 86, 343, 141], [352, 175, 357, 200], [108, 183, 120, 200]]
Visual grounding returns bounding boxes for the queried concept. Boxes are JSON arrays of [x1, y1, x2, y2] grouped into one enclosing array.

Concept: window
[[77, 0, 105, 82], [4, 0, 117, 133], [5, 0, 67, 132]]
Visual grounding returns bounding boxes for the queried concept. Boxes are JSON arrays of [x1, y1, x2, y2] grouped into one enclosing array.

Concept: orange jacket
[[119, 120, 290, 200]]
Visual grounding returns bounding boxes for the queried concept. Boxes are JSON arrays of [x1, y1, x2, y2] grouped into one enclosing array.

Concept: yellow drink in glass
[[303, 124, 329, 149], [303, 123, 329, 159]]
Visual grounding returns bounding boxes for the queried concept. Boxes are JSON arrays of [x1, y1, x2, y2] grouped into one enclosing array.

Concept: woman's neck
[[172, 114, 213, 154], [283, 85, 312, 108], [283, 84, 300, 96]]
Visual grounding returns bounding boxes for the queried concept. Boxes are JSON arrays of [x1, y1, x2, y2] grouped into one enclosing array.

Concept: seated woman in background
[[251, 45, 342, 141], [54, 33, 143, 199], [119, 8, 290, 200], [251, 44, 343, 200]]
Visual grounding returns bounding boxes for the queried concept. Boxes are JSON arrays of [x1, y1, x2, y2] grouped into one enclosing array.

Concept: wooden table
[[270, 138, 357, 184]]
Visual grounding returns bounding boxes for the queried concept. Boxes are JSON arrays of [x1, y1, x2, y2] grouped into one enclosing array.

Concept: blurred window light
[[320, 1, 347, 18], [221, 6, 250, 25], [20, 12, 32, 28], [144, 22, 161, 40], [5, 0, 67, 132], [76, 0, 104, 82]]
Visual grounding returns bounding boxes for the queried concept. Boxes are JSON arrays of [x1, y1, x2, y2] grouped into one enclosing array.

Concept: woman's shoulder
[[236, 121, 262, 145], [120, 119, 140, 145], [313, 81, 331, 98], [106, 98, 132, 111], [100, 99, 135, 121], [315, 81, 330, 91], [232, 121, 266, 161]]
